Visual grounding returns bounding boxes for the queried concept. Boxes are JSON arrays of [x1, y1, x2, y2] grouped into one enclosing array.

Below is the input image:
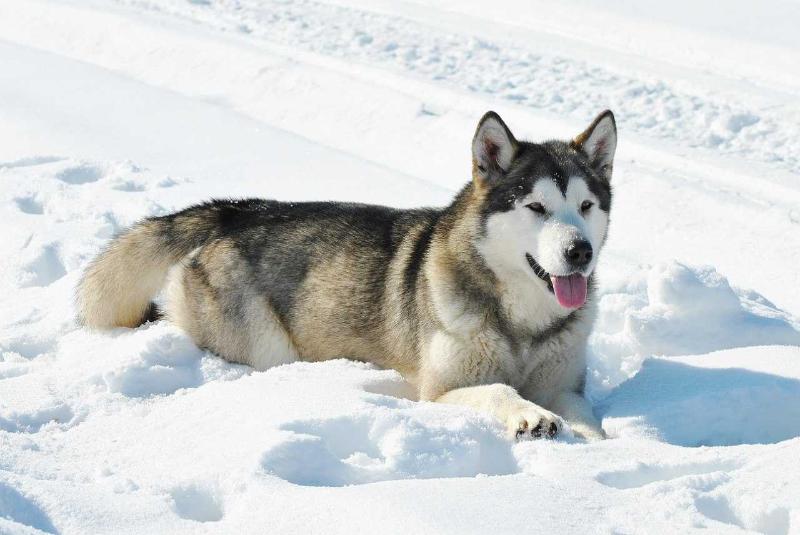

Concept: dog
[[77, 110, 616, 441]]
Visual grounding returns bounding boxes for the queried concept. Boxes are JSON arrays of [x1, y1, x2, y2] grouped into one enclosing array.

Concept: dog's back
[[78, 198, 442, 372]]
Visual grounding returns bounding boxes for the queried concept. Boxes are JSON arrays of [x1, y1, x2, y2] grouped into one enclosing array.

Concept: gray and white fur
[[77, 110, 617, 441]]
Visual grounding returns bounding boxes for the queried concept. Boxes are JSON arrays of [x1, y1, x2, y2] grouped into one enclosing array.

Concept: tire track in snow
[[112, 0, 800, 176]]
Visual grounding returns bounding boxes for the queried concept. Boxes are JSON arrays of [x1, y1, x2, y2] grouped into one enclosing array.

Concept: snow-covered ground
[[1, 1, 799, 533]]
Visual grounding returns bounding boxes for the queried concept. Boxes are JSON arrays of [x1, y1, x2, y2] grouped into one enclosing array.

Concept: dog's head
[[472, 110, 616, 310]]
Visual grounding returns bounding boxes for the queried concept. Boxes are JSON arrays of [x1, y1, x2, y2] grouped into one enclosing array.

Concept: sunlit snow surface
[[1, 1, 800, 533]]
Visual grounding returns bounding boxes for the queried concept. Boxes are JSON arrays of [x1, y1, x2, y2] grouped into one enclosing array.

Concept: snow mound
[[94, 327, 209, 398], [0, 400, 75, 434], [261, 407, 517, 487], [589, 262, 800, 398], [599, 346, 800, 446], [58, 322, 251, 399]]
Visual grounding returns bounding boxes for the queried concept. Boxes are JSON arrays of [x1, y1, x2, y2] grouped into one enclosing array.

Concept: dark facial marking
[[480, 140, 612, 227], [525, 253, 554, 293]]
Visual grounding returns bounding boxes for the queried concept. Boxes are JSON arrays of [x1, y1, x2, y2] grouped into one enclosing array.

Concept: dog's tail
[[77, 200, 242, 329]]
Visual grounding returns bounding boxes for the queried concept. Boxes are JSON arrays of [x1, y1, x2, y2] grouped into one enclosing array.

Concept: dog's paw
[[507, 404, 563, 441]]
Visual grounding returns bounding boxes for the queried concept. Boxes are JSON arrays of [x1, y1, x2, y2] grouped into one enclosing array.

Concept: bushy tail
[[77, 201, 233, 329]]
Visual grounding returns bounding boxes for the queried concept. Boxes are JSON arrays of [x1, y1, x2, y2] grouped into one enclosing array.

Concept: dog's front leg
[[436, 383, 565, 440], [550, 390, 606, 441]]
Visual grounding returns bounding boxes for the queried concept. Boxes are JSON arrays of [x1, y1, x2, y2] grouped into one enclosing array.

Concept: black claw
[[547, 422, 558, 438], [531, 423, 544, 438], [515, 428, 526, 439]]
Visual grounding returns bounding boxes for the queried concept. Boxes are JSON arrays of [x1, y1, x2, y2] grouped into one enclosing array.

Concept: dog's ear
[[472, 111, 518, 183], [572, 110, 617, 181]]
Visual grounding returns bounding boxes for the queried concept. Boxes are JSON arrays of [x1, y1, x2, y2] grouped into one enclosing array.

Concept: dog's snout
[[565, 240, 593, 268]]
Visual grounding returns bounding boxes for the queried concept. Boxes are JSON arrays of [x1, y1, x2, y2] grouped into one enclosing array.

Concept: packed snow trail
[[105, 0, 800, 175]]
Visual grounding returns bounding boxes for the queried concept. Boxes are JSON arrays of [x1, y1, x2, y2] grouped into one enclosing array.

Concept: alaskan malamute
[[78, 110, 617, 441]]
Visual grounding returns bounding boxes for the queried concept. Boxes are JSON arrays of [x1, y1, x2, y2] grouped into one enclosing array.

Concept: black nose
[[565, 240, 593, 268]]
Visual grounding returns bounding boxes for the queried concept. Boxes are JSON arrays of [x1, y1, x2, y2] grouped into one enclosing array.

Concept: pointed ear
[[572, 110, 617, 180], [472, 111, 518, 182]]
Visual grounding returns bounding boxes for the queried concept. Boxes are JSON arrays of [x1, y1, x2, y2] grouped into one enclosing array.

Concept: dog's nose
[[565, 240, 593, 268]]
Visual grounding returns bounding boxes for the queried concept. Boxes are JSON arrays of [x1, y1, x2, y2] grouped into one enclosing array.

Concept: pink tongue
[[550, 274, 588, 308]]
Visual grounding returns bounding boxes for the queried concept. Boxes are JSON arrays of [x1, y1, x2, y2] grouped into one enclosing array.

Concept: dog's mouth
[[525, 253, 552, 289], [525, 253, 587, 309]]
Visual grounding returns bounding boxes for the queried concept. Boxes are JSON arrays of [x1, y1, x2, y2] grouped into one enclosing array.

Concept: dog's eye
[[527, 202, 546, 215], [580, 200, 594, 213]]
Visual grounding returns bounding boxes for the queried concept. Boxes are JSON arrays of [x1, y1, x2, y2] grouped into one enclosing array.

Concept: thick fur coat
[[78, 111, 617, 440]]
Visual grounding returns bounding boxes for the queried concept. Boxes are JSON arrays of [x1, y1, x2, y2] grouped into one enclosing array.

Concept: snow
[[588, 262, 800, 399], [600, 347, 800, 447], [1, 0, 799, 533]]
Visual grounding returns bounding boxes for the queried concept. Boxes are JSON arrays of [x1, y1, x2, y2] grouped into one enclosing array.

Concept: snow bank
[[588, 261, 800, 398]]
